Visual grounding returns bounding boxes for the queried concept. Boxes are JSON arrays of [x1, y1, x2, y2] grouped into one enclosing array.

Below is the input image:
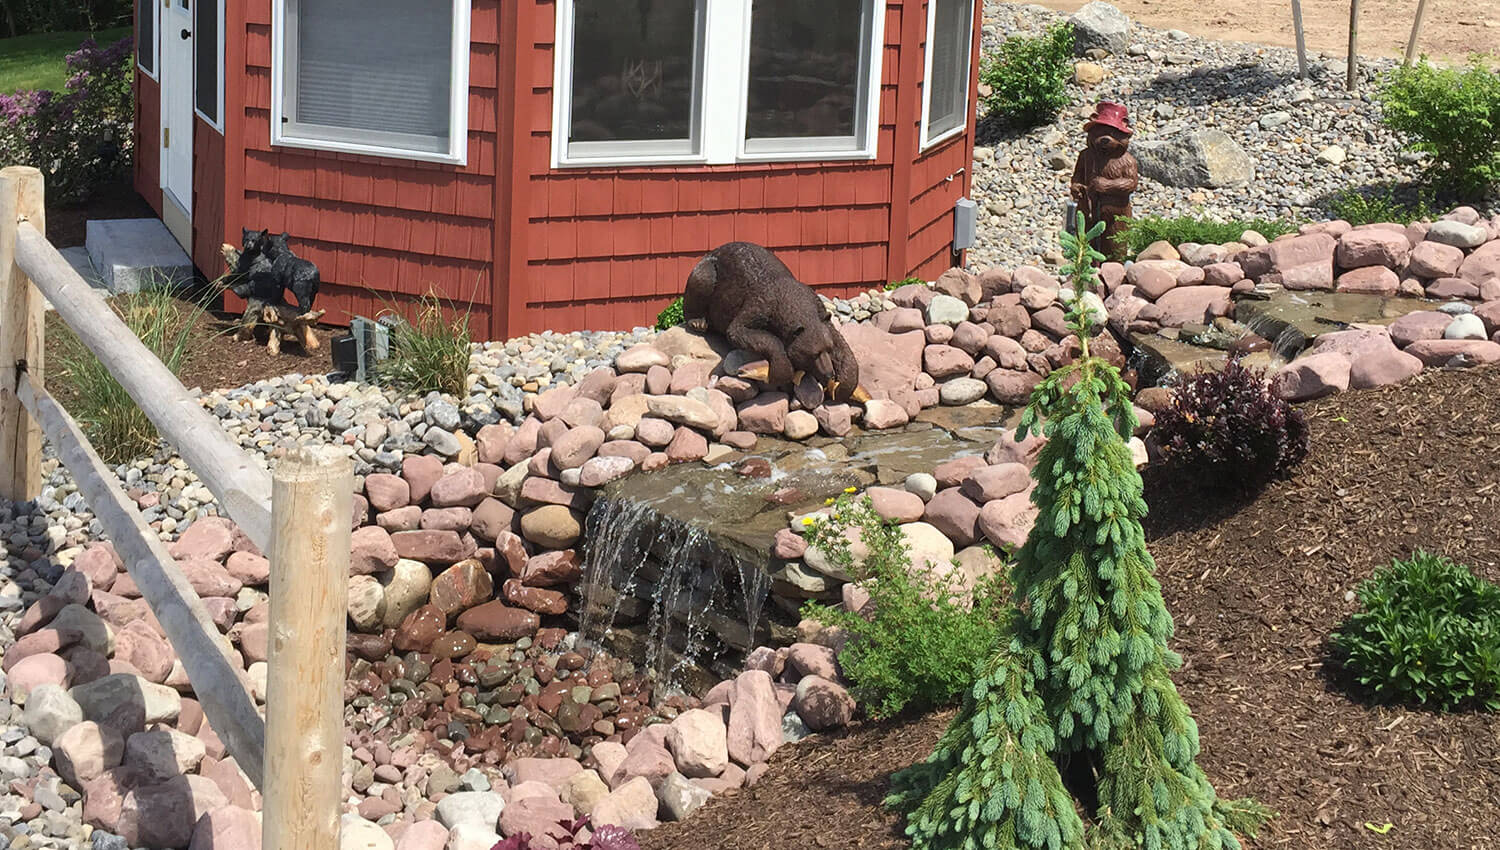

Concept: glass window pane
[[195, 0, 219, 123], [926, 0, 971, 140], [288, 0, 453, 151], [745, 0, 866, 141], [569, 0, 699, 145], [137, 0, 155, 73]]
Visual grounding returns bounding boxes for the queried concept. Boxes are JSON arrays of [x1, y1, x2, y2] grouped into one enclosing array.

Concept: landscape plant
[[1332, 551, 1500, 711], [1377, 57, 1500, 199], [377, 293, 473, 398], [1150, 357, 1310, 492], [801, 494, 1009, 719], [655, 296, 684, 330], [0, 35, 132, 202], [59, 280, 201, 464], [886, 276, 925, 291], [1327, 185, 1433, 227], [886, 217, 1269, 850], [980, 22, 1074, 127], [1120, 214, 1298, 257]]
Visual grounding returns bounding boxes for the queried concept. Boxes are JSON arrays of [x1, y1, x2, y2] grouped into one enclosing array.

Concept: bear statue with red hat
[[1070, 101, 1139, 262]]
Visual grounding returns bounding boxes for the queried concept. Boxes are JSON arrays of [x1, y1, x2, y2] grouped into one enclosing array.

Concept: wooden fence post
[[1404, 0, 1429, 66], [0, 165, 44, 502], [263, 446, 351, 850], [1346, 0, 1361, 91]]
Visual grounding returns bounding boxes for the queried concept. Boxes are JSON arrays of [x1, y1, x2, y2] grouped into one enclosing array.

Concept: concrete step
[[85, 218, 195, 294], [50, 247, 112, 310]]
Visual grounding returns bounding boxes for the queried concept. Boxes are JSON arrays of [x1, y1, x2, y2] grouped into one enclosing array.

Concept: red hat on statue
[[1085, 101, 1133, 136]]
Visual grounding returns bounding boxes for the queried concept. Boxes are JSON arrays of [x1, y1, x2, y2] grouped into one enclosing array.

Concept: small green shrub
[[885, 276, 924, 291], [60, 282, 201, 463], [1150, 358, 1310, 492], [1121, 214, 1299, 257], [1327, 186, 1434, 226], [654, 297, 684, 331], [980, 22, 1074, 128], [800, 494, 1008, 720], [1378, 58, 1500, 199], [1333, 552, 1500, 711], [378, 293, 472, 398]]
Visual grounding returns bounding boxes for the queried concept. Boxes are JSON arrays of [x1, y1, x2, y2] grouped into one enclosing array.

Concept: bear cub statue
[[682, 242, 866, 403], [229, 228, 320, 314]]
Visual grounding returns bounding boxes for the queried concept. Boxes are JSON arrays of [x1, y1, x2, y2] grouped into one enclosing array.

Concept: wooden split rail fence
[[0, 165, 345, 848]]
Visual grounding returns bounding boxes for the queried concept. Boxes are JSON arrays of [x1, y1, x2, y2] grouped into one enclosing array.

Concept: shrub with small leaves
[[655, 297, 685, 331], [1333, 552, 1500, 711], [1327, 185, 1434, 227], [1151, 358, 1310, 491], [800, 494, 1008, 720], [979, 23, 1074, 128], [1377, 57, 1500, 199]]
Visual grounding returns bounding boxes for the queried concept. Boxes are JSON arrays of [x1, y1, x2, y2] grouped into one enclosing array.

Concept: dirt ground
[[1032, 0, 1500, 63], [645, 364, 1500, 850]]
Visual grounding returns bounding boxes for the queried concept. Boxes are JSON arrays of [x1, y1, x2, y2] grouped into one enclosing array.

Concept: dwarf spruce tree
[[887, 219, 1268, 850]]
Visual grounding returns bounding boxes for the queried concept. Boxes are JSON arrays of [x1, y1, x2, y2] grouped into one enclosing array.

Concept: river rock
[[1274, 351, 1351, 400], [456, 601, 540, 641], [794, 675, 855, 730]]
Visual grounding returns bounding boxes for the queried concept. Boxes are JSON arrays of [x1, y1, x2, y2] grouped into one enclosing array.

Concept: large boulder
[[1133, 130, 1253, 189], [837, 324, 925, 400], [1068, 1, 1132, 55]]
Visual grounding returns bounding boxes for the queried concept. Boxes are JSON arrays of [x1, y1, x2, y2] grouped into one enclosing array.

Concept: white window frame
[[552, 0, 885, 169], [193, 0, 225, 132], [270, 0, 471, 165], [137, 0, 159, 81], [920, 0, 974, 150]]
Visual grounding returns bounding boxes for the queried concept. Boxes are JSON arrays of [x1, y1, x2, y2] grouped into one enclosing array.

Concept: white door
[[161, 0, 194, 215]]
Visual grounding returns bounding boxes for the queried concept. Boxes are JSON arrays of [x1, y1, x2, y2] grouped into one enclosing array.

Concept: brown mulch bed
[[644, 364, 1500, 850], [45, 177, 157, 249], [43, 294, 328, 410]]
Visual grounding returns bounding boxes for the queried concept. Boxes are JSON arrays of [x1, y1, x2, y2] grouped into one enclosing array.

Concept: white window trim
[[551, 0, 884, 169], [137, 0, 159, 81], [193, 0, 226, 132], [270, 0, 471, 166], [920, 0, 974, 151]]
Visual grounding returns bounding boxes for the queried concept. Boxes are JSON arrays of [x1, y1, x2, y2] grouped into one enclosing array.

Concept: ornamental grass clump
[[887, 217, 1270, 850], [377, 293, 473, 398], [1333, 552, 1500, 712], [1150, 358, 1310, 492], [801, 495, 1008, 720]]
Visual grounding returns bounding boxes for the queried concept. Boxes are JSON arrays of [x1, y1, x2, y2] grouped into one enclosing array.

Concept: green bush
[[800, 494, 1008, 720], [654, 297, 684, 331], [1333, 552, 1500, 711], [1378, 58, 1500, 199], [980, 23, 1074, 127], [1121, 214, 1299, 257], [59, 282, 201, 463], [885, 276, 924, 291], [1327, 186, 1434, 226], [378, 293, 473, 398]]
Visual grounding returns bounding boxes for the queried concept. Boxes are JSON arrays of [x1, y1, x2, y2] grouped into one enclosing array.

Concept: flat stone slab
[[46, 248, 111, 311], [85, 218, 194, 294]]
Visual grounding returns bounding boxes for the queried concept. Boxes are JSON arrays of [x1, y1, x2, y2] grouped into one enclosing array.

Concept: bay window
[[922, 0, 975, 148], [272, 0, 471, 164], [554, 0, 884, 167]]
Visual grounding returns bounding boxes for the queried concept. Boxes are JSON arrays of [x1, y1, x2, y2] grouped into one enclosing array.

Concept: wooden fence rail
[[0, 165, 345, 848]]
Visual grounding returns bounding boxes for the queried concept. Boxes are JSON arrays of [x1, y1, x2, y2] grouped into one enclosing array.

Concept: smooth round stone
[[938, 378, 988, 406], [431, 631, 477, 660]]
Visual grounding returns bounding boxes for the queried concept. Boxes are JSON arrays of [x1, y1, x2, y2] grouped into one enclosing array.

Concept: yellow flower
[[843, 486, 857, 494], [801, 516, 815, 527], [824, 498, 836, 506]]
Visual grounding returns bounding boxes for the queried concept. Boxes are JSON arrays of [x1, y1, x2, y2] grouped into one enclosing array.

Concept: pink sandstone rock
[[350, 526, 399, 576], [1407, 240, 1465, 279], [1335, 265, 1399, 295], [793, 675, 855, 730], [736, 392, 790, 435], [665, 427, 708, 463], [73, 544, 123, 590], [838, 325, 925, 400], [364, 473, 411, 512], [1274, 352, 1352, 401], [1459, 241, 1500, 300], [1336, 228, 1410, 269], [1403, 338, 1500, 367], [726, 670, 782, 766], [866, 486, 925, 522], [429, 468, 488, 508], [961, 463, 1032, 503], [1152, 286, 1233, 326], [978, 492, 1038, 550], [401, 455, 445, 503], [922, 488, 982, 547], [1350, 345, 1424, 389], [167, 518, 235, 563]]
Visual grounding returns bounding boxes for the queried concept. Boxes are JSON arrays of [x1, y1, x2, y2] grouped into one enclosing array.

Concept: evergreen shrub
[[886, 216, 1270, 850], [1333, 552, 1500, 711]]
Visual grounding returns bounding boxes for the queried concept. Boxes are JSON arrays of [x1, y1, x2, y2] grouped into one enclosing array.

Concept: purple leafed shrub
[[0, 36, 134, 202], [491, 818, 641, 850], [1150, 356, 1310, 490]]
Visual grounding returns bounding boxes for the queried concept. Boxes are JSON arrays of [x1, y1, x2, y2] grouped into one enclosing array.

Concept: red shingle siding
[[133, 72, 162, 215], [232, 0, 503, 328], [192, 120, 226, 277]]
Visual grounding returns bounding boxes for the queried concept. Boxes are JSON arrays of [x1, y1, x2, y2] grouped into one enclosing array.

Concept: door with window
[[161, 0, 194, 213]]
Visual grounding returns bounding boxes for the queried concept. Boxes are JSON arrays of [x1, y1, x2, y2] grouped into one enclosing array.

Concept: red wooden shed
[[131, 0, 983, 339]]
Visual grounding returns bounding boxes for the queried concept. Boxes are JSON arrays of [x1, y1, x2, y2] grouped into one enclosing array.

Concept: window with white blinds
[[922, 0, 974, 148], [273, 0, 471, 164]]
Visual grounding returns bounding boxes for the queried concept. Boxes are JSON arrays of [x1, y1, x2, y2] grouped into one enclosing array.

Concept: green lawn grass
[[0, 28, 132, 94]]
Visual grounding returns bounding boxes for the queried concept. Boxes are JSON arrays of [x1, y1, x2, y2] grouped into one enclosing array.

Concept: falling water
[[579, 496, 773, 693]]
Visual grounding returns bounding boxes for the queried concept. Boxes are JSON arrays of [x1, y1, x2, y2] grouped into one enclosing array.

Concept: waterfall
[[579, 496, 772, 694]]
